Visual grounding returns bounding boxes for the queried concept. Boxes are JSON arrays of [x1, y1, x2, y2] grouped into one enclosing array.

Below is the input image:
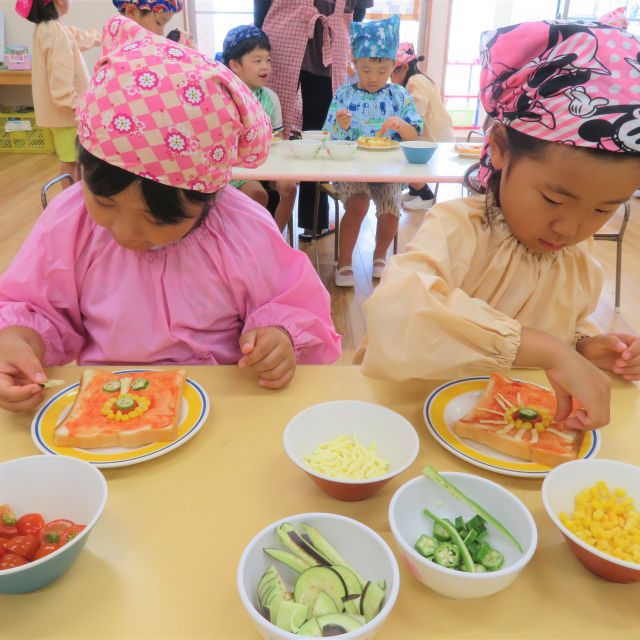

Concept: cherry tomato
[[0, 553, 28, 570], [32, 543, 60, 561], [40, 519, 73, 545], [60, 525, 86, 545], [0, 505, 18, 539], [17, 513, 45, 537], [4, 534, 39, 560]]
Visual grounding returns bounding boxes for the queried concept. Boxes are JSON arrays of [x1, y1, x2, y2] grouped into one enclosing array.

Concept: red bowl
[[563, 535, 640, 583], [304, 472, 392, 502]]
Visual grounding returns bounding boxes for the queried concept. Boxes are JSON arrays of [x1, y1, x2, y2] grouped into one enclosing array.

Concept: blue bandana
[[112, 0, 182, 12], [350, 15, 399, 61], [222, 25, 269, 63]]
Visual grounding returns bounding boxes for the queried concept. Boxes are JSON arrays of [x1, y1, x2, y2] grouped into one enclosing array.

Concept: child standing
[[16, 0, 99, 182], [391, 42, 454, 211], [363, 20, 640, 431], [111, 0, 193, 45], [324, 16, 423, 287], [0, 16, 341, 413], [222, 25, 296, 234]]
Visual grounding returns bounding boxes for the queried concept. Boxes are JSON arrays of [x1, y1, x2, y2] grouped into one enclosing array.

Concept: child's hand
[[545, 349, 611, 430], [377, 116, 404, 137], [238, 326, 296, 389], [336, 109, 352, 130], [0, 329, 47, 412], [577, 333, 640, 380]]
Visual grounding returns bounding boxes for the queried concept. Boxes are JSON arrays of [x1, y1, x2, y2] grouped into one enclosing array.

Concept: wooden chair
[[462, 161, 630, 309], [312, 182, 398, 261], [41, 173, 74, 209]]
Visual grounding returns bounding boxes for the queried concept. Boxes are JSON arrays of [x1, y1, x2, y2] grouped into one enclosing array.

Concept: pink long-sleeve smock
[[0, 183, 341, 366]]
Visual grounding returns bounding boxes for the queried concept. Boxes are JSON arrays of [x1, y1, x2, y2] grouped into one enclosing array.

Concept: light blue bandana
[[350, 15, 400, 61]]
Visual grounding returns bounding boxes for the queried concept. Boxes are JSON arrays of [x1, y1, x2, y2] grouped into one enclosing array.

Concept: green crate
[[448, 108, 476, 128], [0, 110, 55, 154]]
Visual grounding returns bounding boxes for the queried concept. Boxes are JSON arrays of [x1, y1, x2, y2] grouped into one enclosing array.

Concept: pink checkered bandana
[[77, 16, 271, 193], [477, 20, 640, 188], [15, 0, 53, 19]]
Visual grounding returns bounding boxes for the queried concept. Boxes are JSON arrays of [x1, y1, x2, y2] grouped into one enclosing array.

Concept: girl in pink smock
[[363, 19, 640, 432], [0, 16, 341, 413]]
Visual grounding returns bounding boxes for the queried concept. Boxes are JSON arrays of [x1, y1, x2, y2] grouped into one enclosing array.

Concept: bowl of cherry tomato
[[0, 455, 107, 593]]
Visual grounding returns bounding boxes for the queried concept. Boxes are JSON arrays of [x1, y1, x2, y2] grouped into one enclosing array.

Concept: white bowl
[[283, 400, 420, 501], [237, 512, 400, 640], [326, 140, 358, 160], [301, 130, 331, 141], [542, 459, 640, 582], [288, 139, 323, 160], [388, 473, 537, 598], [0, 455, 108, 593]]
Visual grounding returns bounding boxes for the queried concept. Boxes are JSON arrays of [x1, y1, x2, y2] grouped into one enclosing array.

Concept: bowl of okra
[[388, 469, 537, 599]]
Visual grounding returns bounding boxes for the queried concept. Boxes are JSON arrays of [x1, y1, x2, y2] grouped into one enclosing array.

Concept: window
[[561, 0, 640, 35], [193, 0, 254, 60]]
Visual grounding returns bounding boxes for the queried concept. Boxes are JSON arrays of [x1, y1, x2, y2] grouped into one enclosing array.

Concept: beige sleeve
[[406, 77, 429, 123], [66, 26, 100, 51], [45, 27, 78, 111], [574, 238, 604, 341], [362, 202, 522, 381]]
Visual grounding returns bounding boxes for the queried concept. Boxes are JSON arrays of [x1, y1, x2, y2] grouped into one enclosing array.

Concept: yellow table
[[0, 365, 638, 639]]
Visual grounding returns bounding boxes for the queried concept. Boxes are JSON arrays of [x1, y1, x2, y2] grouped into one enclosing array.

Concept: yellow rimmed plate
[[423, 377, 601, 478], [357, 140, 400, 151], [31, 369, 210, 468]]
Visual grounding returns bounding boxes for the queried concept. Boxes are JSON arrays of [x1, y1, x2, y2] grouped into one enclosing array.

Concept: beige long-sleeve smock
[[32, 20, 100, 128], [362, 197, 602, 381], [406, 74, 454, 142]]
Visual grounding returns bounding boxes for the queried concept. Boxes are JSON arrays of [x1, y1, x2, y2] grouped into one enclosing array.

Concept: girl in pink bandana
[[15, 0, 100, 182], [363, 19, 640, 432], [0, 17, 340, 412]]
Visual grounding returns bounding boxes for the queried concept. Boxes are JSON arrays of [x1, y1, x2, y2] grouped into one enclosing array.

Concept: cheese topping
[[303, 435, 390, 479]]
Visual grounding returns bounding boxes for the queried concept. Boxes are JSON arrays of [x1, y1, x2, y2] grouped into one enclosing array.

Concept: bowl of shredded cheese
[[542, 458, 640, 583], [283, 401, 420, 501]]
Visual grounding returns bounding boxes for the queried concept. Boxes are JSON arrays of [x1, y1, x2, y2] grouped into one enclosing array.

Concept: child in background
[[222, 25, 296, 234], [0, 17, 341, 413], [111, 0, 193, 46], [363, 20, 640, 431], [391, 42, 454, 211], [16, 0, 99, 182], [324, 16, 423, 288]]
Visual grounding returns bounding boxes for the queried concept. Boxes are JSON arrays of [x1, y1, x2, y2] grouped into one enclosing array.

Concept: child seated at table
[[111, 0, 194, 46], [324, 16, 423, 287], [0, 16, 341, 413], [222, 25, 296, 234], [362, 19, 640, 431], [391, 42, 454, 211]]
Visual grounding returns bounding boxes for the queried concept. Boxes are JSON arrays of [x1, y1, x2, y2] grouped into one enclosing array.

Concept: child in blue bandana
[[112, 0, 193, 45], [324, 15, 423, 287]]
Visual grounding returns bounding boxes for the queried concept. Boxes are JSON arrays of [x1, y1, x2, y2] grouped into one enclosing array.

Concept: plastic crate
[[0, 109, 55, 154]]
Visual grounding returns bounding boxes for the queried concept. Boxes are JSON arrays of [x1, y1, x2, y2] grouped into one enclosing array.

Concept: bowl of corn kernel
[[283, 401, 420, 501], [542, 459, 640, 583]]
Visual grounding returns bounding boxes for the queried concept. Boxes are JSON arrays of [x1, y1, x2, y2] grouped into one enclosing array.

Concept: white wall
[[0, 0, 183, 105]]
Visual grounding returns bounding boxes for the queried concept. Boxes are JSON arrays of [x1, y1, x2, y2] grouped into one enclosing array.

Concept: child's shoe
[[403, 196, 434, 211], [335, 266, 355, 287], [372, 258, 387, 279]]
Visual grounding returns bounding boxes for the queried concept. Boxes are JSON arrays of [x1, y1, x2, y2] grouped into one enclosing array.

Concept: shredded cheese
[[303, 434, 390, 479]]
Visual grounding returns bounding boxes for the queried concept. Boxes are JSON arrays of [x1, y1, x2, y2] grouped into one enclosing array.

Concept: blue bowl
[[400, 141, 438, 164], [0, 455, 107, 594]]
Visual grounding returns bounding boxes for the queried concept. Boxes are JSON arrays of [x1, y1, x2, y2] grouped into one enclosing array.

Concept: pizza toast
[[453, 373, 585, 467], [54, 369, 186, 449]]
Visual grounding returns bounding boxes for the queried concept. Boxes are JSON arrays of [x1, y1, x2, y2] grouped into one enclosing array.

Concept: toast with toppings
[[54, 369, 186, 449], [453, 373, 585, 467]]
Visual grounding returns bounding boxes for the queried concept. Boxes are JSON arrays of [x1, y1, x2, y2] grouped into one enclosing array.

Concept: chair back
[[41, 174, 74, 209]]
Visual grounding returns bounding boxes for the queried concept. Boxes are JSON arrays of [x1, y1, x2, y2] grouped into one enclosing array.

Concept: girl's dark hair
[[78, 145, 214, 226], [223, 36, 271, 66], [400, 56, 436, 87], [27, 0, 59, 23], [485, 126, 640, 212]]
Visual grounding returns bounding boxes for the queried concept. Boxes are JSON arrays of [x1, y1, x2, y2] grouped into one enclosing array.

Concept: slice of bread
[[453, 374, 585, 467], [54, 369, 186, 449]]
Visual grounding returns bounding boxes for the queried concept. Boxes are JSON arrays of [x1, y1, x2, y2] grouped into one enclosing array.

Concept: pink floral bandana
[[478, 19, 640, 188], [77, 16, 271, 193]]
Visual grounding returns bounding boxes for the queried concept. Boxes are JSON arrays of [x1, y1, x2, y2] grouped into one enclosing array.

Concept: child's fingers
[[258, 368, 295, 390], [13, 350, 47, 385], [239, 336, 277, 368], [0, 374, 45, 410], [257, 358, 292, 381], [238, 329, 258, 363], [551, 384, 573, 422]]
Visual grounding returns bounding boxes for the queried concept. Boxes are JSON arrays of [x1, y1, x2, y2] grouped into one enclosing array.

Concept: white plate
[[31, 369, 210, 468], [423, 376, 600, 478]]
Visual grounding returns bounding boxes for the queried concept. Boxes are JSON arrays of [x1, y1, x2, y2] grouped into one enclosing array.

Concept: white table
[[232, 142, 475, 183]]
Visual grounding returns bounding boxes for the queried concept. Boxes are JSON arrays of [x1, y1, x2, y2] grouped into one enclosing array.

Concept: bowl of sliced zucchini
[[388, 465, 537, 599], [237, 512, 399, 639]]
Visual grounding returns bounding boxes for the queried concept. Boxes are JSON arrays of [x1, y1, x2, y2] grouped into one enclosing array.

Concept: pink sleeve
[[214, 190, 342, 364], [0, 184, 88, 366]]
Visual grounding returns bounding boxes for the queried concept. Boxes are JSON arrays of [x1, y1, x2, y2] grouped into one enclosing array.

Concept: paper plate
[[31, 369, 210, 468], [423, 376, 600, 478]]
